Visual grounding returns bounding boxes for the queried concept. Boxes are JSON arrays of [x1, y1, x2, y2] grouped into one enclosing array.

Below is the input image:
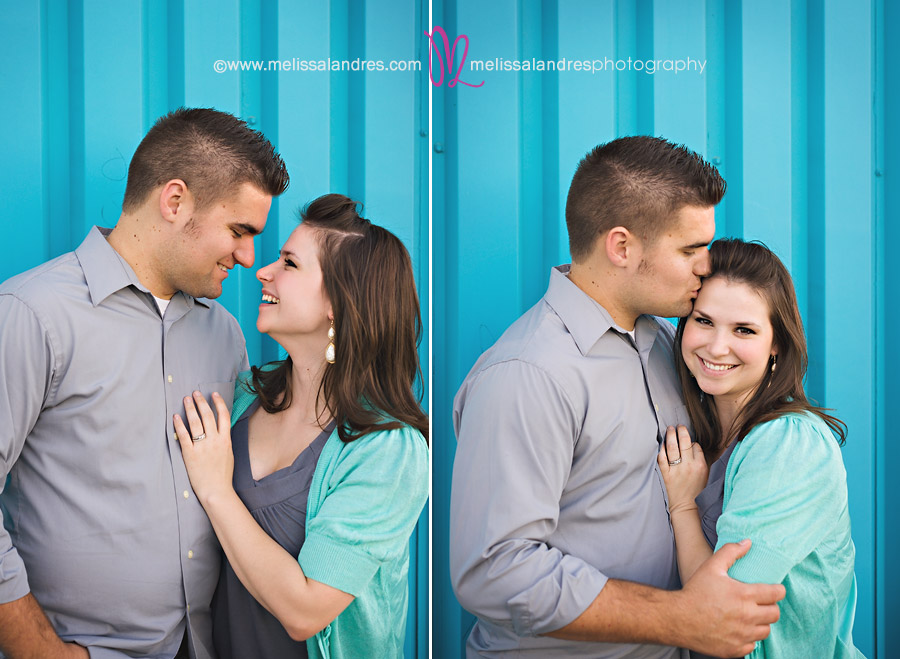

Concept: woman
[[658, 239, 862, 658], [173, 194, 429, 658]]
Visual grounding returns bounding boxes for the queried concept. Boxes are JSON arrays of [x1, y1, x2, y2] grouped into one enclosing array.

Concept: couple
[[451, 137, 862, 657], [0, 108, 427, 658]]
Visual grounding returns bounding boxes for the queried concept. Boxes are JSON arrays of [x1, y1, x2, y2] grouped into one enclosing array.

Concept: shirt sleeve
[[0, 294, 56, 603], [450, 360, 607, 637], [714, 414, 847, 584], [298, 425, 428, 597]]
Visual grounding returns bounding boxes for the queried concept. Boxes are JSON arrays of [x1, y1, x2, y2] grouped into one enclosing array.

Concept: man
[[450, 136, 785, 658], [0, 108, 289, 658]]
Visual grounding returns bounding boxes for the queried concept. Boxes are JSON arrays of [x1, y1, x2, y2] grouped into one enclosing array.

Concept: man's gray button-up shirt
[[0, 227, 248, 658]]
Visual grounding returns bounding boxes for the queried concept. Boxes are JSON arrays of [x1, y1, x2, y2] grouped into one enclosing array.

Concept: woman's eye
[[736, 327, 756, 335], [694, 317, 711, 326], [284, 258, 297, 268]]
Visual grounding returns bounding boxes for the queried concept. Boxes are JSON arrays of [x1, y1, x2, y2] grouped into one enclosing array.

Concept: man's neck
[[567, 262, 638, 331], [107, 215, 174, 299]]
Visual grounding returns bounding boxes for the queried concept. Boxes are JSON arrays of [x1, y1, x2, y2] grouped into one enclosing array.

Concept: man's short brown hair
[[565, 136, 725, 261], [122, 107, 289, 211]]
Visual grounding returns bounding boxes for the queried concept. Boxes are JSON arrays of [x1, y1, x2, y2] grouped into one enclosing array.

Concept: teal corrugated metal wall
[[0, 1, 429, 657], [433, 0, 895, 657]]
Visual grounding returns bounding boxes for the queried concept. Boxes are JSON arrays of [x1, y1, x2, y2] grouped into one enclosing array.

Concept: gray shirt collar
[[544, 264, 660, 356], [75, 226, 210, 310]]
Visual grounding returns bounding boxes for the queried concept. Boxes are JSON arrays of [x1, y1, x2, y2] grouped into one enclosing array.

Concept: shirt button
[[187, 550, 194, 559], [183, 490, 190, 499], [167, 375, 173, 383], [655, 404, 659, 412], [187, 604, 191, 612]]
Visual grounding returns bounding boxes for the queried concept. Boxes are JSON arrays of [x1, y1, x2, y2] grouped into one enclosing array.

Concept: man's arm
[[548, 540, 785, 658], [450, 358, 784, 655], [451, 360, 607, 635], [0, 295, 87, 658]]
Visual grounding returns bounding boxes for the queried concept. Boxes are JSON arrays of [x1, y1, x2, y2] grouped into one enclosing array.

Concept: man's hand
[[0, 593, 89, 659], [676, 540, 785, 657], [60, 642, 90, 658]]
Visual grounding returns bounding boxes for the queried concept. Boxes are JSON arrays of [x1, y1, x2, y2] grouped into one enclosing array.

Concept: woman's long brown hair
[[675, 238, 845, 456], [247, 194, 428, 443]]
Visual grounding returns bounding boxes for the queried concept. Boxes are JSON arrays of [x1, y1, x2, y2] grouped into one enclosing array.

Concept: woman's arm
[[714, 414, 848, 584], [658, 425, 712, 583], [175, 391, 352, 641], [202, 487, 354, 640]]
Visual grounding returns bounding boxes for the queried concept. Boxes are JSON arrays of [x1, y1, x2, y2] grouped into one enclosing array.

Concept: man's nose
[[694, 249, 711, 277], [234, 237, 255, 269]]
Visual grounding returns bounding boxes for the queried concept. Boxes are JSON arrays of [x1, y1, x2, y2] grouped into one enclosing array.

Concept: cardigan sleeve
[[229, 370, 256, 426], [714, 413, 848, 584], [298, 424, 429, 597]]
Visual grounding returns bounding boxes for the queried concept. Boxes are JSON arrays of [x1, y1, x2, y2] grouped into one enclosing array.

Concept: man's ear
[[158, 179, 193, 225], [605, 226, 637, 268]]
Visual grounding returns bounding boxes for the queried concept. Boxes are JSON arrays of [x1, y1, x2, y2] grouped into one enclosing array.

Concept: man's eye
[[231, 230, 243, 239]]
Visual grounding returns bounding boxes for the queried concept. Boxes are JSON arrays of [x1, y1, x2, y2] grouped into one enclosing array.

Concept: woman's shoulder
[[731, 412, 844, 475], [743, 411, 837, 446], [318, 422, 429, 500], [332, 422, 427, 457]]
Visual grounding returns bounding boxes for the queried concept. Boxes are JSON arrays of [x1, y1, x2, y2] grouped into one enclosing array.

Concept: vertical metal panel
[[819, 1, 876, 645], [3, 2, 45, 275], [433, 1, 887, 657], [0, 2, 428, 657], [878, 0, 897, 653]]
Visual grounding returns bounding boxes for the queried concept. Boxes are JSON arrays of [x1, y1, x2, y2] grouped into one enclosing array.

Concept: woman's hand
[[174, 391, 234, 505], [657, 425, 708, 514]]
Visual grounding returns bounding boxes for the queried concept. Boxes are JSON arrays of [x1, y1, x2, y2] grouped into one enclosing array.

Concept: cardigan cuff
[[298, 531, 380, 597], [716, 536, 793, 585]]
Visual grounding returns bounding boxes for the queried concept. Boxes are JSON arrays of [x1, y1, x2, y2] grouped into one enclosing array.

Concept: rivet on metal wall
[[434, 142, 444, 153], [247, 116, 257, 125]]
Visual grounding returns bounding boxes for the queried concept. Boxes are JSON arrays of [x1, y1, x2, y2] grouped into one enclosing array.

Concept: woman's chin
[[256, 318, 273, 336], [693, 377, 723, 398]]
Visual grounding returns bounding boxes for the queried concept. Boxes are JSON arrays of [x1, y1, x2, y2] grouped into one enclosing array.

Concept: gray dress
[[690, 440, 738, 659], [694, 440, 737, 549], [212, 401, 333, 659]]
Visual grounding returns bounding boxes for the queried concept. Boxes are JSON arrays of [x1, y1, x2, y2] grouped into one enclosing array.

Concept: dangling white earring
[[770, 354, 777, 373], [325, 319, 336, 364]]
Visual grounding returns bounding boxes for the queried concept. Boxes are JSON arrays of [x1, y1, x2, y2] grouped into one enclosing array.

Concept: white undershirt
[[153, 295, 171, 316]]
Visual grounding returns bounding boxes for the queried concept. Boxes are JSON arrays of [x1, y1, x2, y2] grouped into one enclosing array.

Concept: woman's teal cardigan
[[230, 372, 429, 658]]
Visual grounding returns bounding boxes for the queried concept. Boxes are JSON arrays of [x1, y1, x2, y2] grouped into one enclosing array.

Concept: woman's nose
[[707, 332, 730, 357], [256, 262, 275, 282]]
